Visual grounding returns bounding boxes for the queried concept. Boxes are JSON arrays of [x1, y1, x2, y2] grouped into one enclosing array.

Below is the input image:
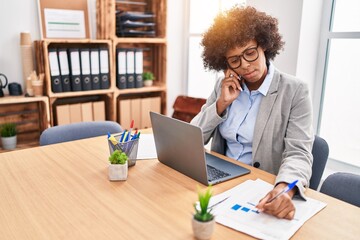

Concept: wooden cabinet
[[0, 96, 50, 151], [40, 0, 168, 128], [98, 0, 167, 127], [118, 95, 161, 129], [40, 39, 115, 125]]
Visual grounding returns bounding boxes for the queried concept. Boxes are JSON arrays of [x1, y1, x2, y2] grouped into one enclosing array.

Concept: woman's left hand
[[256, 183, 296, 220]]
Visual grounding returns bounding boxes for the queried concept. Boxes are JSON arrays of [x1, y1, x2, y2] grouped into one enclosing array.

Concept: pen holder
[[108, 133, 139, 167]]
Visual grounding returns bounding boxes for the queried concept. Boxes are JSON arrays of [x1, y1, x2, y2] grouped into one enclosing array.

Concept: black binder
[[99, 47, 110, 89], [116, 48, 127, 89], [126, 49, 135, 88], [90, 48, 101, 90], [48, 48, 62, 93], [57, 48, 72, 92], [68, 48, 82, 92], [79, 48, 92, 91], [134, 48, 143, 88], [57, 48, 71, 92]]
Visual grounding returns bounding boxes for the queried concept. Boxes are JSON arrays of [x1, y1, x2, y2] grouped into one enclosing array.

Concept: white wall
[[0, 0, 40, 95], [248, 0, 303, 77], [248, 0, 323, 97], [166, 0, 186, 115]]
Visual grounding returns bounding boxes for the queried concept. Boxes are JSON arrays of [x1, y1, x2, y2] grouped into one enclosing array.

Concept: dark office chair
[[39, 121, 122, 146], [309, 135, 329, 190], [172, 95, 206, 123], [320, 172, 360, 207]]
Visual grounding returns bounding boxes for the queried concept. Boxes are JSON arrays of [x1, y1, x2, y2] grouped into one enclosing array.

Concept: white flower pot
[[108, 162, 128, 181], [143, 80, 153, 87], [192, 217, 215, 240], [1, 135, 17, 150]]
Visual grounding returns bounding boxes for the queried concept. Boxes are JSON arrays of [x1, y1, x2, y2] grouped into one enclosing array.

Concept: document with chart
[[211, 179, 327, 240]]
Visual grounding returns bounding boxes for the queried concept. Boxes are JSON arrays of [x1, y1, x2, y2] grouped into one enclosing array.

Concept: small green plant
[[109, 150, 128, 165], [142, 71, 154, 81], [0, 123, 17, 137], [194, 186, 214, 222]]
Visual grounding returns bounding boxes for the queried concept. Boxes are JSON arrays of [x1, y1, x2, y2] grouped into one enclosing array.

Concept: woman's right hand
[[216, 70, 243, 116]]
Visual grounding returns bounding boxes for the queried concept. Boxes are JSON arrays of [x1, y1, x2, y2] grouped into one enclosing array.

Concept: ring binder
[[58, 48, 72, 92], [79, 48, 92, 91], [48, 48, 62, 93], [117, 48, 127, 89], [126, 49, 135, 88], [90, 48, 101, 90], [135, 48, 143, 88], [100, 47, 110, 89], [68, 48, 83, 92]]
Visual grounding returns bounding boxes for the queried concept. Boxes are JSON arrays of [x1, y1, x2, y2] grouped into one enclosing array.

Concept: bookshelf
[[40, 39, 115, 125], [97, 0, 167, 125]]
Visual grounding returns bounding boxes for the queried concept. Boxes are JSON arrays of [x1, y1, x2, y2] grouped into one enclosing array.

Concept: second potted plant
[[108, 149, 128, 181], [192, 186, 215, 240], [0, 123, 17, 150], [142, 71, 154, 87]]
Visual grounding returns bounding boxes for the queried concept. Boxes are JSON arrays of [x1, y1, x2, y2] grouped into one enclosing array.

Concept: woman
[[191, 6, 314, 220]]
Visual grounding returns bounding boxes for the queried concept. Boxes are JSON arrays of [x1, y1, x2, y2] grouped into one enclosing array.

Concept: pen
[[120, 130, 127, 142], [125, 120, 134, 142], [266, 180, 298, 203], [107, 132, 118, 145], [209, 196, 229, 209], [131, 130, 138, 140], [122, 131, 129, 143]]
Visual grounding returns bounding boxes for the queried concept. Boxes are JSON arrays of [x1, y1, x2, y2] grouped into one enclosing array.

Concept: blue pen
[[266, 180, 298, 203], [120, 130, 127, 142], [131, 130, 138, 140]]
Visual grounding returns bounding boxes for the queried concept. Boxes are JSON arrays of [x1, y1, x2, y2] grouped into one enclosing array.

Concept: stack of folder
[[116, 11, 156, 37], [48, 47, 110, 93], [116, 48, 144, 89]]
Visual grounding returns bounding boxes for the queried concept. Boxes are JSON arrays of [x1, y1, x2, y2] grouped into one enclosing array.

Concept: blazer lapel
[[252, 70, 280, 156]]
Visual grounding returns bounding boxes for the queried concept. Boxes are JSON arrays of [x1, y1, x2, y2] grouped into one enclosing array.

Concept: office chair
[[309, 135, 329, 190], [40, 121, 122, 146], [320, 172, 360, 207], [172, 95, 206, 123]]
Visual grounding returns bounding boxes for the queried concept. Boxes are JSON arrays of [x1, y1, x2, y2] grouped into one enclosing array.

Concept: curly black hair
[[201, 6, 284, 71]]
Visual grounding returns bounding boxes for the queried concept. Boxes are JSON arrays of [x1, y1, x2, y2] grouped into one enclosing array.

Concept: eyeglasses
[[226, 45, 259, 69]]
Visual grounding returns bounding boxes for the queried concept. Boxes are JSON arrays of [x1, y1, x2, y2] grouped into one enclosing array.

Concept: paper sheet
[[44, 8, 86, 38], [210, 179, 327, 240], [136, 134, 157, 160]]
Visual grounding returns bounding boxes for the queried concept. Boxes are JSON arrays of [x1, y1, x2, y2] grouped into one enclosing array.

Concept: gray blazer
[[191, 69, 314, 198]]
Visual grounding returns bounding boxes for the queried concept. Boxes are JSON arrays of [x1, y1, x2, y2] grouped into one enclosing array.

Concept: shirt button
[[253, 162, 260, 168]]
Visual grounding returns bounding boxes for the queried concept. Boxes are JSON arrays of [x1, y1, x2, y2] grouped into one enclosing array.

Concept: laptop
[[150, 112, 250, 185]]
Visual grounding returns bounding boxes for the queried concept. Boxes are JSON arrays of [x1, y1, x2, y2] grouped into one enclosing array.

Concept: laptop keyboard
[[207, 165, 231, 182]]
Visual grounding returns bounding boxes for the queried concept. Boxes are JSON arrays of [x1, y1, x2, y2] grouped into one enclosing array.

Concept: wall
[[166, 0, 186, 115], [0, 0, 40, 95], [248, 0, 323, 96], [248, 0, 303, 77]]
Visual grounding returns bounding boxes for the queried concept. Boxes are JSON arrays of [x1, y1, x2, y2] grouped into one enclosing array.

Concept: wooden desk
[[0, 136, 359, 239]]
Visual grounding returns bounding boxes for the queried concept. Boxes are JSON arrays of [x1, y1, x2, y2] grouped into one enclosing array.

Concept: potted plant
[[0, 123, 17, 150], [108, 149, 128, 181], [142, 71, 154, 87], [192, 186, 215, 240]]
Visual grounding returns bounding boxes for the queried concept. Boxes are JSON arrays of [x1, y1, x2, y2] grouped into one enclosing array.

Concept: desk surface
[[0, 135, 359, 239]]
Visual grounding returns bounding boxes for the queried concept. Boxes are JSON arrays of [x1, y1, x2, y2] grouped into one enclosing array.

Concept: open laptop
[[150, 112, 250, 185]]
